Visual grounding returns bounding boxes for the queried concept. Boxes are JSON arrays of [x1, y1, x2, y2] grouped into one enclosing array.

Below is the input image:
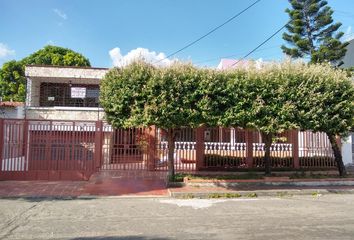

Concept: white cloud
[[109, 47, 175, 67], [0, 43, 15, 59], [344, 26, 354, 41], [53, 8, 67, 20]]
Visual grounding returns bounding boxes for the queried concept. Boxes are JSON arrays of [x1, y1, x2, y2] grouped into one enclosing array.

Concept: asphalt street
[[0, 194, 354, 240]]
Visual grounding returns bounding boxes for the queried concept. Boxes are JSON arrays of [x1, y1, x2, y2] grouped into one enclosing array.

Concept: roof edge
[[25, 64, 109, 70]]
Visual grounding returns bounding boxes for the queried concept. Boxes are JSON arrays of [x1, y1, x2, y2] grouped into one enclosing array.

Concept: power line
[[231, 21, 290, 67], [156, 0, 262, 64], [193, 45, 281, 65]]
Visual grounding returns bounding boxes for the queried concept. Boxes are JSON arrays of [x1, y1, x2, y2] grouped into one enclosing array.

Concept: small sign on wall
[[71, 87, 86, 98]]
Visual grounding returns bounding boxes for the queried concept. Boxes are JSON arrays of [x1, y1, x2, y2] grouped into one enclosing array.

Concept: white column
[[342, 133, 353, 166], [25, 77, 32, 107]]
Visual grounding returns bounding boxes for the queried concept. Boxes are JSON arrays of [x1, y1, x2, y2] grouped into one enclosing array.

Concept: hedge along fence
[[204, 154, 336, 170], [100, 61, 354, 177]]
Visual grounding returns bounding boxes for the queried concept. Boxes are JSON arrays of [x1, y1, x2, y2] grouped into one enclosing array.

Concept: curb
[[0, 194, 170, 201], [168, 188, 354, 198]]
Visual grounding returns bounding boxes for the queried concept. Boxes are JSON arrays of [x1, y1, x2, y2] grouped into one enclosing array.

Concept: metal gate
[[100, 124, 148, 171]]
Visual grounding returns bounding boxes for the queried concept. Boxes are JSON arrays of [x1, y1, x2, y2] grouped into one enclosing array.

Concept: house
[[25, 65, 109, 120], [341, 39, 354, 68], [341, 39, 354, 166], [0, 64, 344, 180], [0, 101, 24, 119], [24, 65, 146, 175], [217, 58, 264, 70]]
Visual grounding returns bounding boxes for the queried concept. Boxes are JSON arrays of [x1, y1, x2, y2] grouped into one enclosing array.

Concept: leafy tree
[[0, 45, 90, 102], [145, 64, 204, 179], [227, 66, 296, 174], [22, 45, 90, 66], [100, 62, 204, 180], [197, 69, 245, 127], [282, 0, 348, 66], [287, 63, 354, 176], [0, 61, 26, 102], [100, 61, 153, 128], [199, 64, 297, 175]]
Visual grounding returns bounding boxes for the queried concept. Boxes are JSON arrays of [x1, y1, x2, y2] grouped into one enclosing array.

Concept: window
[[39, 82, 100, 107]]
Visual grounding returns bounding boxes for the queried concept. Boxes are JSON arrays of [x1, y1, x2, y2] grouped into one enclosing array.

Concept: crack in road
[[0, 201, 44, 240]]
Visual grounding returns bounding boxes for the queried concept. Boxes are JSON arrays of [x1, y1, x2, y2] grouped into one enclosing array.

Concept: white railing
[[158, 141, 293, 152], [159, 141, 196, 150], [28, 121, 96, 132], [253, 143, 292, 152], [205, 142, 246, 151]]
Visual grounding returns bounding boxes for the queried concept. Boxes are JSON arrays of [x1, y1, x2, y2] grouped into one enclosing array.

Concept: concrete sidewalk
[[2, 170, 354, 199], [0, 175, 168, 199]]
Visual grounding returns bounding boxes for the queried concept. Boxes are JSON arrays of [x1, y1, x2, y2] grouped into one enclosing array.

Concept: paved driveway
[[1, 194, 354, 239]]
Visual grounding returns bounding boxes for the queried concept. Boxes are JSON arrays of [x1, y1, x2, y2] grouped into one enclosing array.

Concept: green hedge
[[204, 154, 336, 169], [204, 154, 246, 168], [253, 157, 293, 168], [300, 156, 336, 168]]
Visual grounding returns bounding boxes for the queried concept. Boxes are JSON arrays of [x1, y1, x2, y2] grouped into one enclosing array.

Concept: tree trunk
[[327, 133, 347, 177], [262, 132, 273, 175], [303, 3, 315, 55], [167, 128, 175, 181]]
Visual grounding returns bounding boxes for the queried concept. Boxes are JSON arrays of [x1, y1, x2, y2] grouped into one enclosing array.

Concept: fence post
[[146, 125, 157, 171], [195, 126, 205, 171], [94, 121, 103, 171], [44, 121, 53, 172], [0, 119, 4, 174], [245, 129, 253, 168], [292, 129, 300, 169], [23, 120, 29, 173]]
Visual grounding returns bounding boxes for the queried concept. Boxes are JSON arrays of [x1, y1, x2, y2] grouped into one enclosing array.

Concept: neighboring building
[[0, 101, 25, 119], [217, 58, 264, 70], [25, 65, 109, 121], [342, 39, 354, 68], [340, 39, 354, 166]]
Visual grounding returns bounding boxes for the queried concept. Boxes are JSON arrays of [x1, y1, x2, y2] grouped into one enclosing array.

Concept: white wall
[[0, 106, 25, 119], [26, 107, 105, 121], [342, 133, 354, 166]]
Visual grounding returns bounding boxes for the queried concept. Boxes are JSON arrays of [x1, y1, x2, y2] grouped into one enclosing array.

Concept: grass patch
[[171, 172, 263, 182], [179, 193, 195, 199], [245, 193, 258, 198], [171, 171, 352, 182], [289, 171, 354, 179], [276, 192, 293, 198], [173, 173, 190, 182], [208, 193, 242, 198]]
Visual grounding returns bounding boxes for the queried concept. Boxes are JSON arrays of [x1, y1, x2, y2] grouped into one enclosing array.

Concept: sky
[[0, 0, 353, 68]]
